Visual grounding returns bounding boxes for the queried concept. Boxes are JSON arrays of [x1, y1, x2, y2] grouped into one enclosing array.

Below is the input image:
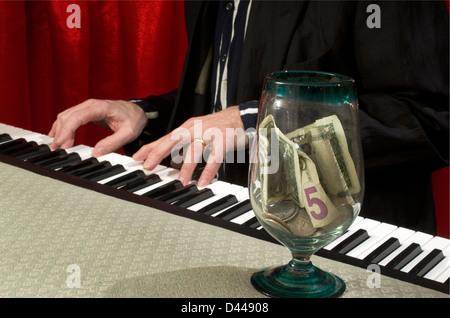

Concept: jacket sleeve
[[123, 89, 178, 155]]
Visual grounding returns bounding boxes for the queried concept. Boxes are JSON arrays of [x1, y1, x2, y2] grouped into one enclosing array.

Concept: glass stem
[[291, 253, 312, 266], [286, 255, 314, 276]]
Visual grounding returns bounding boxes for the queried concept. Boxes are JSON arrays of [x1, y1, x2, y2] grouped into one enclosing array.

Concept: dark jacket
[[127, 1, 449, 233]]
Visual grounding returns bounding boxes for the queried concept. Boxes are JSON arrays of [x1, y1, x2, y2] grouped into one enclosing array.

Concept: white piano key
[[205, 181, 238, 194], [122, 159, 146, 171], [230, 210, 256, 225], [97, 152, 127, 165], [197, 180, 232, 193], [65, 144, 93, 159], [378, 231, 434, 267], [233, 187, 249, 201], [154, 167, 179, 180], [387, 227, 416, 243], [400, 236, 450, 273], [0, 126, 25, 137], [209, 185, 248, 202], [435, 264, 450, 283], [12, 130, 36, 140], [5, 129, 35, 142], [27, 133, 53, 145], [424, 246, 450, 281], [6, 127, 52, 144], [323, 217, 379, 251], [346, 223, 398, 259], [139, 164, 167, 175], [1, 125, 32, 137], [97, 153, 140, 168]]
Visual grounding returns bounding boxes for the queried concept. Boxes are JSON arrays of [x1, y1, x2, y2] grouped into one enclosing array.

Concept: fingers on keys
[[49, 99, 107, 150]]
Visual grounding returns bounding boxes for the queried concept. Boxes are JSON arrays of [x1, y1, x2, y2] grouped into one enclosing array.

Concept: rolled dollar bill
[[287, 115, 360, 196], [258, 114, 340, 229], [259, 115, 302, 210]]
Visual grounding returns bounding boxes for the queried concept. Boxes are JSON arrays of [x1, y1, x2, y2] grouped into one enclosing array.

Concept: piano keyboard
[[0, 123, 449, 294]]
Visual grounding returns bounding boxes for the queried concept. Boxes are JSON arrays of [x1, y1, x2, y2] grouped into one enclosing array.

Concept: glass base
[[251, 260, 345, 298]]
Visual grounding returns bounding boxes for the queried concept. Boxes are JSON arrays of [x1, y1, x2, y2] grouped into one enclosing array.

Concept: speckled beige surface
[[0, 162, 447, 298]]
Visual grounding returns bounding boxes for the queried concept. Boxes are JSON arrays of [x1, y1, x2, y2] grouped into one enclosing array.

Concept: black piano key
[[216, 199, 253, 221], [4, 141, 38, 157], [1, 141, 38, 156], [120, 174, 162, 192], [409, 249, 445, 277], [26, 149, 67, 164], [154, 184, 198, 204], [363, 237, 402, 264], [82, 165, 126, 182], [104, 170, 146, 188], [58, 157, 99, 173], [14, 144, 51, 160], [40, 152, 82, 169], [196, 194, 239, 216], [71, 161, 111, 178], [243, 216, 261, 229], [0, 138, 27, 153], [385, 243, 423, 271], [142, 179, 183, 198], [173, 188, 214, 208], [65, 160, 107, 176], [0, 133, 12, 143], [331, 228, 370, 254]]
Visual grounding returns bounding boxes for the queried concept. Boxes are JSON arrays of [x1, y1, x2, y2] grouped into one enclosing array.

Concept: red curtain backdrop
[[0, 0, 187, 150], [433, 166, 449, 238]]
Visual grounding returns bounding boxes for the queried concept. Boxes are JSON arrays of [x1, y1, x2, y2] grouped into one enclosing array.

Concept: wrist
[[128, 99, 158, 120]]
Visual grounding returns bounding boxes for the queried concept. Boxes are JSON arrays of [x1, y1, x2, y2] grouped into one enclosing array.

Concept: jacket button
[[225, 2, 234, 11], [220, 53, 227, 62]]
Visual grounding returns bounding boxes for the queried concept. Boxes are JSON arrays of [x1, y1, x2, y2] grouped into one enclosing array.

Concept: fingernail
[[94, 147, 104, 157], [132, 151, 142, 161], [199, 175, 212, 187]]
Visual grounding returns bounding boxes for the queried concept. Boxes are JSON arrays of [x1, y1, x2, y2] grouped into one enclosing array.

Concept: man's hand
[[133, 106, 248, 187], [49, 99, 148, 157]]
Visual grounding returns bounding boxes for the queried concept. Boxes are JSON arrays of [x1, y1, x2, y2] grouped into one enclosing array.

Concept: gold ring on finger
[[193, 138, 207, 148]]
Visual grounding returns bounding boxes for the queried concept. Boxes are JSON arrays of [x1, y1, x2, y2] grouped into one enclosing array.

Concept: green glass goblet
[[249, 70, 364, 298]]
